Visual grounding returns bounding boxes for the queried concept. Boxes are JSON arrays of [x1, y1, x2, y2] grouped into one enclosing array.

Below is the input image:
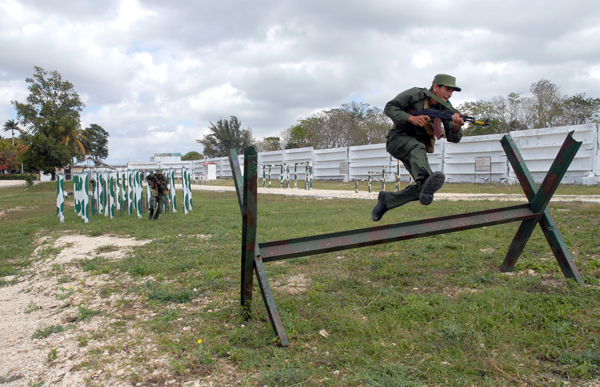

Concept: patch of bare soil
[[273, 274, 310, 295], [0, 235, 159, 386], [0, 206, 35, 218]]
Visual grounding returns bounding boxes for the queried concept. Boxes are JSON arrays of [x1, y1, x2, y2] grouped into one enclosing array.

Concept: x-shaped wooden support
[[500, 131, 582, 283]]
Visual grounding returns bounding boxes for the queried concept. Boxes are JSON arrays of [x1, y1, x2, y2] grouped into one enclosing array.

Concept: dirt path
[[187, 184, 600, 203], [0, 181, 28, 189]]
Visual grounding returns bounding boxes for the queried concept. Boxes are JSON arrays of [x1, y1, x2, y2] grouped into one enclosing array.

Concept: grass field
[[1, 181, 599, 386]]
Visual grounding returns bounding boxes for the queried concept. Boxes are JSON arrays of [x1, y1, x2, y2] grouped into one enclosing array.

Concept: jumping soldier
[[371, 74, 465, 222]]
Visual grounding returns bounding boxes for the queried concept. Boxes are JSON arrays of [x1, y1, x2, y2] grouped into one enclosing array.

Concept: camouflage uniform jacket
[[384, 87, 463, 152], [146, 174, 170, 197]]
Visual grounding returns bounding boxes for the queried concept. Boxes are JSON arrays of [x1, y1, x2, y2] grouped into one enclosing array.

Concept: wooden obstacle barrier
[[228, 132, 583, 346], [353, 162, 403, 193], [260, 162, 313, 190]]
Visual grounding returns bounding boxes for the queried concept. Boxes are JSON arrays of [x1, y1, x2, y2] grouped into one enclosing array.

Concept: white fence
[[127, 124, 600, 185]]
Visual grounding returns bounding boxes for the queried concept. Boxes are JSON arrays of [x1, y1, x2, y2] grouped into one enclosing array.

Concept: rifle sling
[[408, 99, 439, 153]]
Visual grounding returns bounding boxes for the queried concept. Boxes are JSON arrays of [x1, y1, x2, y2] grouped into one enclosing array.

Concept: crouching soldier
[[146, 169, 170, 220]]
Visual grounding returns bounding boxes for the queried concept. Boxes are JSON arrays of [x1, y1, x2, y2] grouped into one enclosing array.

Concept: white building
[[150, 153, 182, 163]]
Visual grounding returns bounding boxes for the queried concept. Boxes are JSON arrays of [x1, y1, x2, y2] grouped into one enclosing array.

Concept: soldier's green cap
[[156, 169, 163, 174], [432, 74, 461, 92]]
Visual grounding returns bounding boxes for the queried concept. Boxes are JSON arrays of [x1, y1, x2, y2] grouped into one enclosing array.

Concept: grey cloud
[[15, 0, 120, 20]]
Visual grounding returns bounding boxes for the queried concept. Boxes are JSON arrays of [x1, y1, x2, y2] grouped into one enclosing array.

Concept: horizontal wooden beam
[[259, 204, 537, 262]]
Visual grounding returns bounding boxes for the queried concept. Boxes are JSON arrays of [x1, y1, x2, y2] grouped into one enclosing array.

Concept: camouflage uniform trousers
[[384, 131, 433, 210], [150, 194, 167, 219]]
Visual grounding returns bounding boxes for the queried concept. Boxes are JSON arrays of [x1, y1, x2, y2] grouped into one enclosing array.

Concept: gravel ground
[[0, 235, 154, 387]]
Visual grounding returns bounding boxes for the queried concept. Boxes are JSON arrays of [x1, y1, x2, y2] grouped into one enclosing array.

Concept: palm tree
[[56, 120, 91, 158], [3, 119, 22, 146], [56, 122, 91, 175]]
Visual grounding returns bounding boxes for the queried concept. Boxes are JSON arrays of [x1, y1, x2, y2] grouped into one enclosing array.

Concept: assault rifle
[[149, 179, 162, 190], [149, 178, 168, 193], [411, 108, 490, 127]]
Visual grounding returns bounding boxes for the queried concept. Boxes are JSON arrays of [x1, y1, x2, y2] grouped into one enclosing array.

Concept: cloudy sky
[[1, 0, 599, 165]]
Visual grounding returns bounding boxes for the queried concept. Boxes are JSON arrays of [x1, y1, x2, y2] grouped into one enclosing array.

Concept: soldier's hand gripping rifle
[[407, 108, 490, 139], [149, 179, 162, 190], [150, 178, 169, 198]]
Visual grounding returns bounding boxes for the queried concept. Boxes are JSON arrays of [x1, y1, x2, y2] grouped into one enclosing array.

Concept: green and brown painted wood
[[229, 148, 289, 347]]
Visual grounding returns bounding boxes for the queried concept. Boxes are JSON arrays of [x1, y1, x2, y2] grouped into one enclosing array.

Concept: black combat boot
[[371, 191, 387, 222], [419, 172, 446, 205], [148, 208, 154, 220]]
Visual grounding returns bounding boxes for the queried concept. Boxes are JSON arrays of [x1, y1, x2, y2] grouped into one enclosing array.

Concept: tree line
[[2, 67, 109, 178], [196, 102, 390, 157], [280, 101, 390, 150], [458, 79, 600, 135]]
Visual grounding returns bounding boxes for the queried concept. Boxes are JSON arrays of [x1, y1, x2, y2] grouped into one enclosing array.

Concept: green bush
[[0, 173, 36, 181]]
